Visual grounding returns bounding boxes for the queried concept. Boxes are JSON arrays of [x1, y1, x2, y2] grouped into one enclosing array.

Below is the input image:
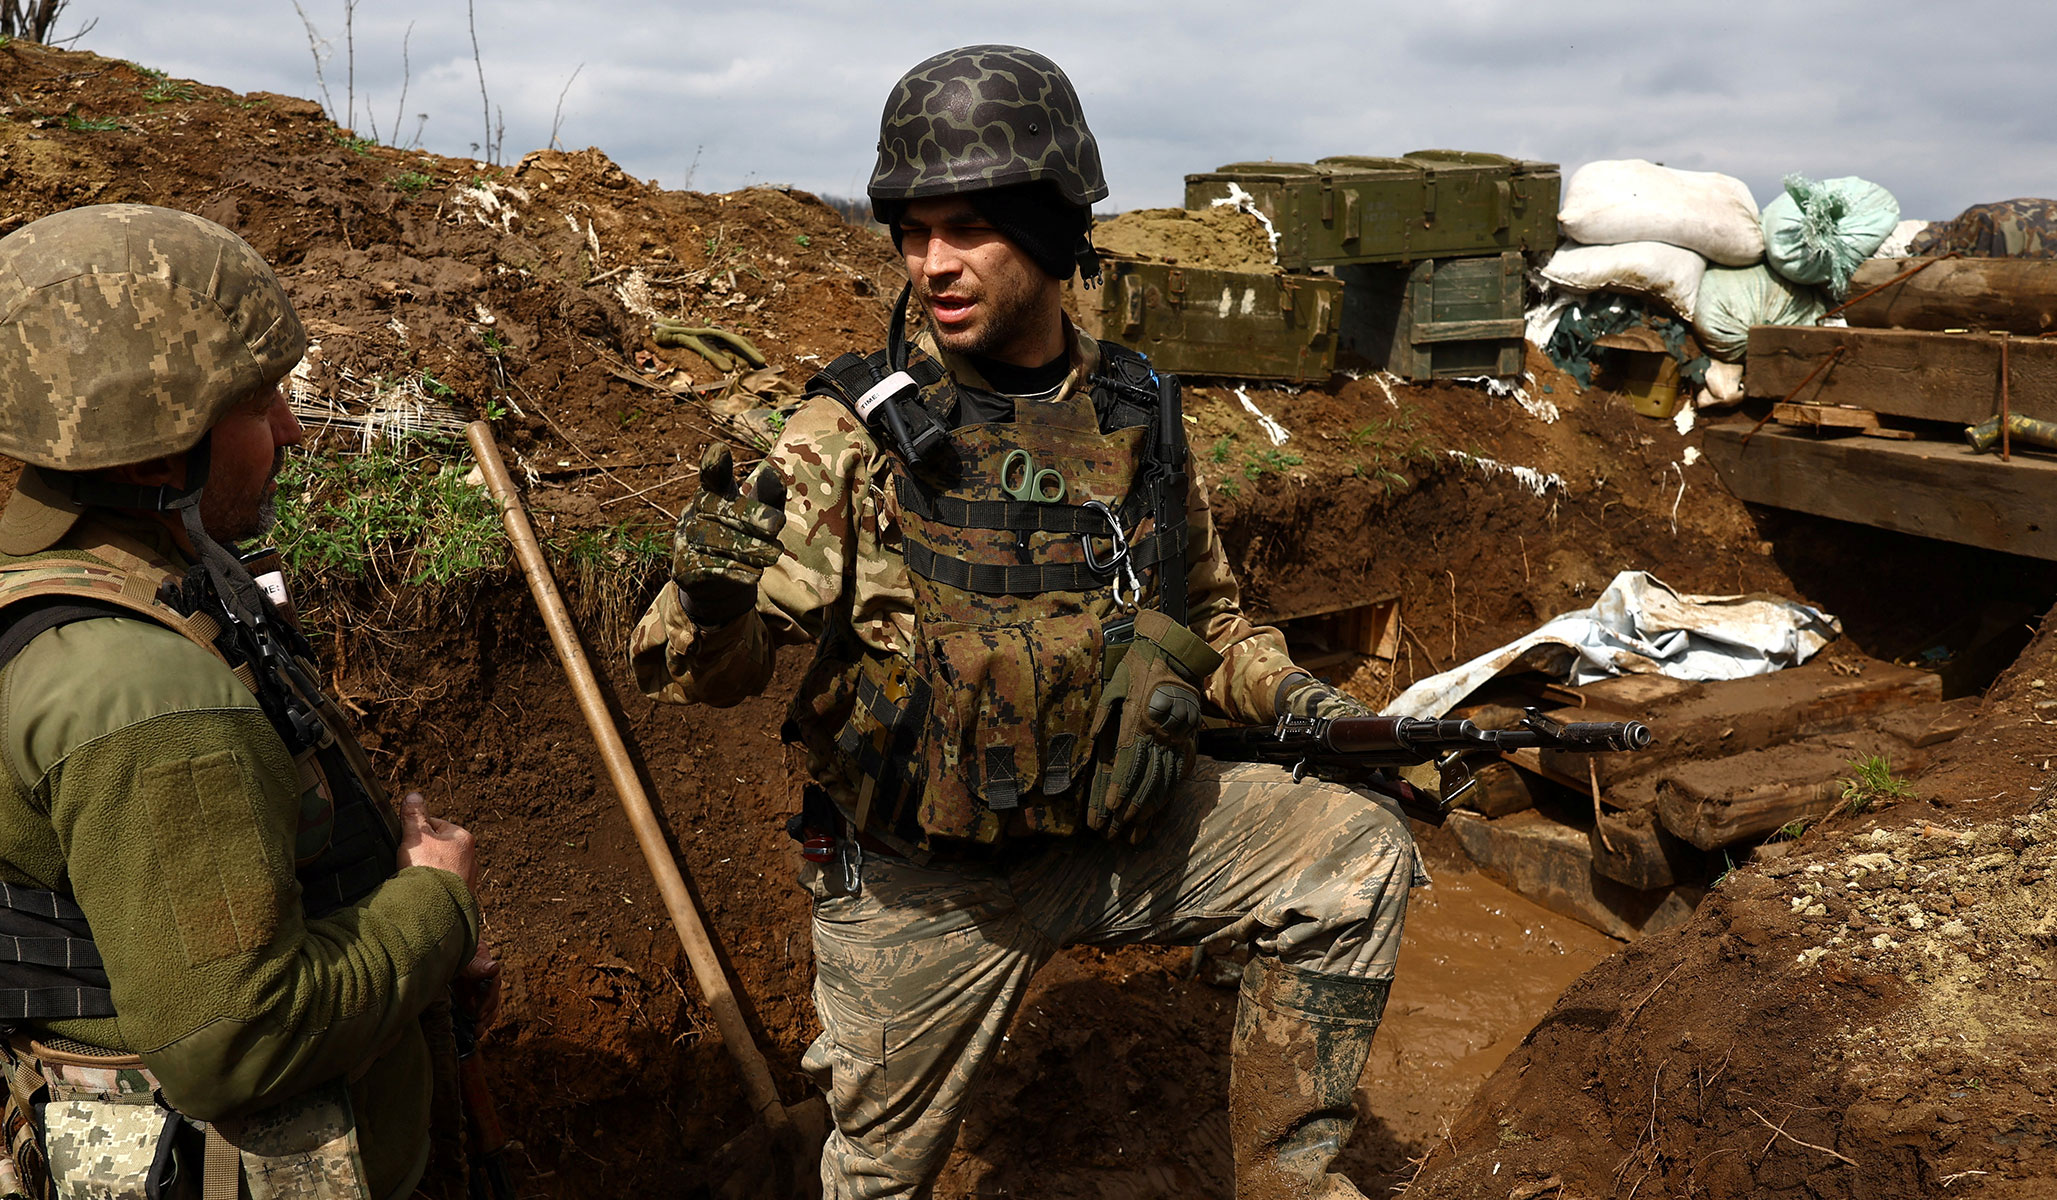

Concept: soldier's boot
[[1228, 955, 1391, 1200]]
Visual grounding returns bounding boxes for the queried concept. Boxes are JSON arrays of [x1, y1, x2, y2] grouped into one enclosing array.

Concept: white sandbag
[[1873, 218, 1929, 259], [1761, 175, 1901, 294], [1700, 359, 1745, 407], [1539, 241, 1706, 321], [1558, 160, 1765, 266], [1691, 264, 1827, 363]]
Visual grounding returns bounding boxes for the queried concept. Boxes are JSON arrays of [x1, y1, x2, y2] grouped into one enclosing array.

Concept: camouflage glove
[[670, 443, 787, 628], [1090, 610, 1224, 843], [1278, 673, 1374, 721]]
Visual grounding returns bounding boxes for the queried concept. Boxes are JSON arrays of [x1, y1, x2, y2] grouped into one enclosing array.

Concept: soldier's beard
[[914, 276, 1051, 362]]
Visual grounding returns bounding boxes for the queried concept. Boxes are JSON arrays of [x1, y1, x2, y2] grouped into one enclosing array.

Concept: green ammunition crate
[[1337, 251, 1526, 381], [1075, 257, 1343, 383], [1182, 150, 1559, 271]]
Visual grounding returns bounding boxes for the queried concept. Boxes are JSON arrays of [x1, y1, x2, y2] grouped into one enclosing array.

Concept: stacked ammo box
[[1079, 150, 1560, 383]]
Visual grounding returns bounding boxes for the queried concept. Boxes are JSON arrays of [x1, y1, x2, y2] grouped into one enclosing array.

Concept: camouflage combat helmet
[[869, 44, 1109, 215], [0, 203, 306, 472]]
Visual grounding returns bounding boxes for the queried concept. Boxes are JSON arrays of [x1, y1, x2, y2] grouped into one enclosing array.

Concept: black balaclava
[[883, 182, 1100, 284]]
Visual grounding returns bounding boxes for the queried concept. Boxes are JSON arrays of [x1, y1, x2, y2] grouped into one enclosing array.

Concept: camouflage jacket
[[0, 516, 478, 1200], [630, 327, 1302, 814]]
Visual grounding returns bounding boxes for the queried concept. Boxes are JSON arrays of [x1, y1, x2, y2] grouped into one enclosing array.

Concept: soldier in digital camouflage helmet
[[0, 204, 495, 1199], [635, 46, 1423, 1199]]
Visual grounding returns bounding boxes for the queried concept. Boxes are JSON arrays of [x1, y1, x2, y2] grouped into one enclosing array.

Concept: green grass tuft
[[1840, 754, 1914, 815], [273, 446, 505, 586]]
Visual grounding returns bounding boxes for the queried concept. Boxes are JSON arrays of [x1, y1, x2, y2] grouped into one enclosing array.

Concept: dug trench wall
[[3, 41, 2048, 1198]]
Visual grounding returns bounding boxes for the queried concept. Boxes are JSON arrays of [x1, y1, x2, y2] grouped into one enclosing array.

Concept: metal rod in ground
[[463, 421, 796, 1141]]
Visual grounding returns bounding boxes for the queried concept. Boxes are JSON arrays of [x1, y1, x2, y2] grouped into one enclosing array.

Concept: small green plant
[[794, 233, 812, 248], [482, 396, 509, 422], [330, 129, 375, 155], [1840, 754, 1914, 814], [555, 520, 672, 633], [479, 330, 508, 356], [1216, 478, 1241, 500], [61, 114, 120, 132], [1208, 435, 1238, 465], [273, 446, 506, 586], [418, 371, 456, 399], [142, 78, 196, 104], [390, 170, 433, 195], [1242, 448, 1303, 481], [1773, 818, 1813, 842]]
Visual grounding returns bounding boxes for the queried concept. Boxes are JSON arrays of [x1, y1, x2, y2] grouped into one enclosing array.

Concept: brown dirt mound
[[3, 39, 2043, 1200], [1092, 205, 1279, 271]]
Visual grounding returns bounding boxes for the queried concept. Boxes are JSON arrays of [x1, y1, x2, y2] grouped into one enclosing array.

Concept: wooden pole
[[463, 422, 795, 1140]]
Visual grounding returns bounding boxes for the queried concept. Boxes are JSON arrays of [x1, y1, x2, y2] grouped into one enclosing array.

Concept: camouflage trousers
[[798, 758, 1427, 1199]]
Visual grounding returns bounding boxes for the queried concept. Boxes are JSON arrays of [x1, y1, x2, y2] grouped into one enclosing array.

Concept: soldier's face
[[199, 379, 304, 543], [899, 198, 1061, 365]]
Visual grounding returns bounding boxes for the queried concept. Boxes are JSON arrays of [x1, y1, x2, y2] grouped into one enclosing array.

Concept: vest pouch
[[833, 653, 928, 831], [917, 611, 1104, 841], [215, 1081, 371, 1200], [40, 1098, 178, 1199]]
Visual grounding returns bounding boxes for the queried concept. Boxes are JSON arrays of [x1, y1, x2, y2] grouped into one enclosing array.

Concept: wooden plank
[[1774, 402, 1880, 430], [1530, 656, 1941, 788], [1589, 807, 1705, 891], [1702, 421, 2057, 560], [1412, 317, 1525, 344], [1744, 325, 2057, 424], [1458, 762, 1541, 819], [1843, 258, 2057, 335], [1873, 697, 1981, 748], [1655, 733, 1935, 850], [1446, 811, 1701, 940]]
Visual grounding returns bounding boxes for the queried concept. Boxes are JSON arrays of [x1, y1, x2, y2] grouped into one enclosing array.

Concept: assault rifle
[[1195, 709, 1653, 826]]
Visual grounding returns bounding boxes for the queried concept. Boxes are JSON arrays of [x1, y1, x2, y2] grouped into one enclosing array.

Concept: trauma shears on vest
[[1000, 449, 1066, 503]]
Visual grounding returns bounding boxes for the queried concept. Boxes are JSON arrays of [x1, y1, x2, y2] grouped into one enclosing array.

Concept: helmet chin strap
[[162, 438, 270, 629]]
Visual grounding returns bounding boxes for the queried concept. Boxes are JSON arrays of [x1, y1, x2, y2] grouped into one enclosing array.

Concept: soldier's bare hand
[[396, 792, 479, 894], [458, 938, 504, 1028]]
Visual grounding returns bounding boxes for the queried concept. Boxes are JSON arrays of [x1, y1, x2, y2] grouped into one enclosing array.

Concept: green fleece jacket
[[0, 546, 478, 1199]]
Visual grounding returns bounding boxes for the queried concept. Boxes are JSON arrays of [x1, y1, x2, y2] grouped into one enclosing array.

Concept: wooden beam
[[1844, 257, 2057, 335], [1702, 421, 2057, 560], [1655, 736, 1935, 850], [1744, 326, 2057, 425], [1445, 811, 1701, 940], [1774, 402, 1880, 430]]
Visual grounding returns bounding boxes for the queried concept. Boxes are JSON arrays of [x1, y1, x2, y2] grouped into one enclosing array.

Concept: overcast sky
[[60, 1, 2056, 222]]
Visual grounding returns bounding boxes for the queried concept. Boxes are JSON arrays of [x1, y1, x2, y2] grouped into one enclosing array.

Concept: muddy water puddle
[[1348, 865, 1620, 1180]]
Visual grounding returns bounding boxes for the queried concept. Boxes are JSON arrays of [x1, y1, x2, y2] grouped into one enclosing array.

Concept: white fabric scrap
[[1384, 571, 1841, 719], [1208, 183, 1281, 258], [1446, 450, 1562, 496], [1673, 403, 1696, 435], [1234, 387, 1290, 445]]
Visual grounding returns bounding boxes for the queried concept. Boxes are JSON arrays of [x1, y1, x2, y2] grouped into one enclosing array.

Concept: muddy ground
[[3, 40, 2053, 1197]]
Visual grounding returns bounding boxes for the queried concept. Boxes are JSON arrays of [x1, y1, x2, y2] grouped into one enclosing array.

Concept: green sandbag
[[1691, 265, 1828, 363], [1762, 174, 1900, 295]]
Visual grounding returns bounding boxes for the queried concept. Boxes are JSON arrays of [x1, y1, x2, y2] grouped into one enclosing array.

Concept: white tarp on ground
[[1383, 571, 1841, 719]]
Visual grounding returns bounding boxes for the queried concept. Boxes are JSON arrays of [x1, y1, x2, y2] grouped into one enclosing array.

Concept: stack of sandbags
[[1542, 160, 1764, 322]]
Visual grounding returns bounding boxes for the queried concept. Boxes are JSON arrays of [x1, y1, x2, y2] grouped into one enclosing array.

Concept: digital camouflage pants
[[798, 758, 1428, 1199]]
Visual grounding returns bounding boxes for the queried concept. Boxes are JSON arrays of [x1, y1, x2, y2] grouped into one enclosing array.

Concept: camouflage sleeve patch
[[1181, 468, 1300, 725]]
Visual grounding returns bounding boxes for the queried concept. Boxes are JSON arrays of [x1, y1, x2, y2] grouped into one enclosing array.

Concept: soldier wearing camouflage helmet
[[0, 204, 494, 1199], [635, 45, 1422, 1198]]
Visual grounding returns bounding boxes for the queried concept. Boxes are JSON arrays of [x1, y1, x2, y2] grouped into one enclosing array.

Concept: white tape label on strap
[[854, 371, 919, 419]]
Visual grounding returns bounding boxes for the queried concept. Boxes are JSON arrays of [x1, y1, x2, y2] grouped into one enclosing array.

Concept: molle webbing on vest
[[902, 533, 1176, 596], [0, 884, 112, 1022], [894, 474, 1154, 533]]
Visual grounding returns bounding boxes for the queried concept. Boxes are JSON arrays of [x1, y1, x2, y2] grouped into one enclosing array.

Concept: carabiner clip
[[1081, 500, 1127, 572], [1081, 500, 1143, 610]]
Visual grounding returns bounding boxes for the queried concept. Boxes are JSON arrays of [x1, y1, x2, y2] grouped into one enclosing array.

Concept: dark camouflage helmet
[[0, 203, 306, 471], [869, 45, 1108, 216]]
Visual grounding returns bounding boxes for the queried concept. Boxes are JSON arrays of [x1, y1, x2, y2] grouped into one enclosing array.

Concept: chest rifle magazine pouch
[[916, 607, 1105, 840]]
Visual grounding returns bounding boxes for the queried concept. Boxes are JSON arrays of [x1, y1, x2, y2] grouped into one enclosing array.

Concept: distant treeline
[[817, 194, 881, 229]]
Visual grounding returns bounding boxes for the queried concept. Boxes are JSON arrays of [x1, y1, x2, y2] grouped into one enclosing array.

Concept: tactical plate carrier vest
[[794, 338, 1193, 847], [0, 531, 398, 1022]]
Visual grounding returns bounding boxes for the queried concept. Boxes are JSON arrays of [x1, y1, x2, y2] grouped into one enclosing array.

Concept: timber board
[[1702, 421, 2057, 561], [1745, 325, 2057, 425]]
